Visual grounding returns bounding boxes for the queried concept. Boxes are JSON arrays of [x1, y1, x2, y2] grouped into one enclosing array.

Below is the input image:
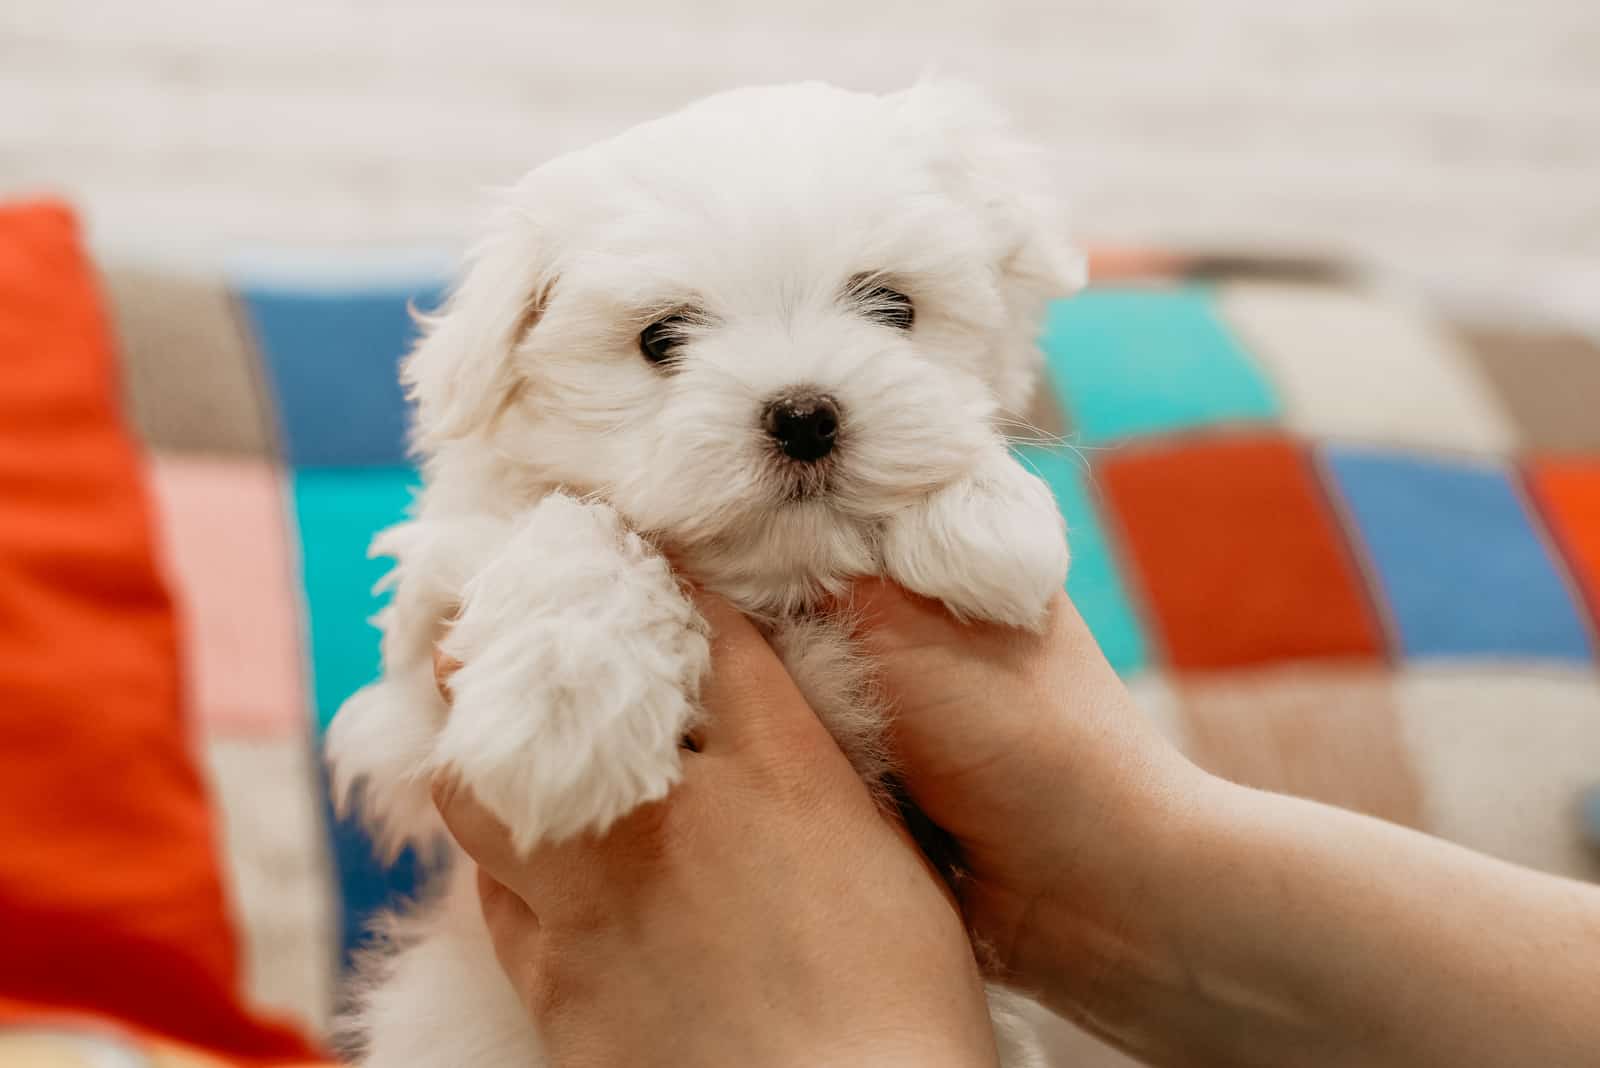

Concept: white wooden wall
[[4, 0, 1597, 318]]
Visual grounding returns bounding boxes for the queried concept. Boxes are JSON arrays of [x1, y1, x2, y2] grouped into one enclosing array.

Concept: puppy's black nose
[[763, 393, 839, 462]]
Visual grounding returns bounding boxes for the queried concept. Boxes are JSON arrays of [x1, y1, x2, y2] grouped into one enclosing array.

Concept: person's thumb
[[847, 578, 964, 657], [688, 588, 838, 758], [432, 773, 524, 887], [847, 578, 1078, 811]]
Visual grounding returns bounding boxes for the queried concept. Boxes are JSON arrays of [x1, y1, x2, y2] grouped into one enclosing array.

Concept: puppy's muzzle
[[763, 392, 839, 462]]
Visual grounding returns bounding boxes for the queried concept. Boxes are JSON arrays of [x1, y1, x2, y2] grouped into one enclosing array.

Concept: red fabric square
[[1526, 455, 1600, 629], [0, 200, 317, 1062], [1098, 433, 1385, 671]]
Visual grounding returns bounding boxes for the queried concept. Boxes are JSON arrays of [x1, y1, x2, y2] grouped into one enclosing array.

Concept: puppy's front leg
[[880, 441, 1068, 632], [430, 493, 709, 853]]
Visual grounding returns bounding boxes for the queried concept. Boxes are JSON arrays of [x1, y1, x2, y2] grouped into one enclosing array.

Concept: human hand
[[432, 590, 1002, 1068], [850, 582, 1207, 1014], [855, 583, 1600, 1068]]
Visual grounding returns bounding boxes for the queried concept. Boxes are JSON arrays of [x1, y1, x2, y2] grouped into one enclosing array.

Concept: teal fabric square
[[291, 467, 419, 732], [1015, 445, 1149, 674], [1041, 287, 1279, 443], [290, 466, 422, 965]]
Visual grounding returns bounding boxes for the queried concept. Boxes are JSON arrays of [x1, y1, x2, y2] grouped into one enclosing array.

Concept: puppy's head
[[408, 82, 1082, 611]]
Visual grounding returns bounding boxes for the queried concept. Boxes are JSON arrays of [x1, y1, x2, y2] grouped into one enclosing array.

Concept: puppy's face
[[410, 83, 1081, 611]]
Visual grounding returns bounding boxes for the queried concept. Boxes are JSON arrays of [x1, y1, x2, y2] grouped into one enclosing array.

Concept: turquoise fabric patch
[[289, 466, 423, 965], [291, 467, 419, 732], [1040, 287, 1279, 444], [1016, 444, 1149, 674]]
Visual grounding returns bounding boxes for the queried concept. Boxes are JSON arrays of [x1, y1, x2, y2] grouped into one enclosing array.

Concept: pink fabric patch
[[148, 455, 307, 736]]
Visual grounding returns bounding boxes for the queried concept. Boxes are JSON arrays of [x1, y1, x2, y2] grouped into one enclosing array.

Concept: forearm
[[1024, 776, 1600, 1067]]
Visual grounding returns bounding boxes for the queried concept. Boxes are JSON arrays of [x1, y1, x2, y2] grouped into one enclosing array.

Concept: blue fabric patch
[[237, 281, 443, 465], [1015, 444, 1149, 674], [318, 762, 423, 968], [1324, 447, 1594, 663], [291, 467, 423, 962], [1040, 287, 1279, 444]]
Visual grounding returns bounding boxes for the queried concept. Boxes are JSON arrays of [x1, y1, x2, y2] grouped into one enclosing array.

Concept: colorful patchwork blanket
[[9, 212, 1599, 1060]]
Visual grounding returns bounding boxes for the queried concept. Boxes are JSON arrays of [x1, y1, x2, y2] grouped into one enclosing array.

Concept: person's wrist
[[998, 752, 1222, 1033], [1035, 771, 1321, 1065]]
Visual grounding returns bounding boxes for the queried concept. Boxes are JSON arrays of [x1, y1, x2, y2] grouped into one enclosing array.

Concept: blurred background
[[5, 0, 1599, 324]]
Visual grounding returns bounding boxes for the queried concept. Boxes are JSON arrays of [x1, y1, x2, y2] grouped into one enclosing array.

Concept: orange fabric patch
[[0, 200, 316, 1063], [1526, 455, 1600, 628], [1098, 433, 1385, 670]]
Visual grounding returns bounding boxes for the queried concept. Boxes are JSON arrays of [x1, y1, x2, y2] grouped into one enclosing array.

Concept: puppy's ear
[[894, 81, 1086, 295], [893, 82, 1085, 411], [403, 210, 554, 451]]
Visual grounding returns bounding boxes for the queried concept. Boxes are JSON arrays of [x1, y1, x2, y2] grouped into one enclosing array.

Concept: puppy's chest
[[762, 615, 892, 790]]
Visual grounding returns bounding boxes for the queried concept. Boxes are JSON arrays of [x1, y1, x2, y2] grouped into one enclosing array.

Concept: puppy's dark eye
[[639, 313, 690, 367], [849, 281, 914, 332]]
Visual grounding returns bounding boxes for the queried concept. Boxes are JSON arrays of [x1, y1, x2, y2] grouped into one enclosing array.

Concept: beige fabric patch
[[201, 736, 336, 1037], [1126, 672, 1185, 749], [104, 266, 276, 456], [1454, 327, 1600, 453], [1178, 664, 1424, 828], [1218, 282, 1518, 455], [1397, 668, 1600, 883]]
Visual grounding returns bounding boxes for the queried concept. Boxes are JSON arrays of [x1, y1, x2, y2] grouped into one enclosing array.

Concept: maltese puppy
[[328, 81, 1082, 1067]]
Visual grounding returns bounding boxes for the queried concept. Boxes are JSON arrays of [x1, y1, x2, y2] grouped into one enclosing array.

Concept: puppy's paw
[[326, 669, 450, 861], [428, 494, 708, 852], [881, 447, 1068, 631]]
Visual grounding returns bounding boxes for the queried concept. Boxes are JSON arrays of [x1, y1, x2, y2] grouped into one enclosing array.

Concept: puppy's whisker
[[1010, 447, 1048, 482], [996, 426, 1098, 481], [992, 415, 1068, 447], [1000, 429, 1069, 449]]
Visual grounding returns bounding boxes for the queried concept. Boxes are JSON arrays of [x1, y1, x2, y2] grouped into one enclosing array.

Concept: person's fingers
[[848, 576, 1049, 653], [433, 606, 463, 703], [436, 762, 689, 913], [687, 587, 834, 755], [478, 864, 537, 939], [433, 644, 460, 702], [432, 773, 525, 887], [851, 579, 1089, 677], [476, 866, 545, 1002], [434, 771, 663, 900], [845, 577, 952, 649]]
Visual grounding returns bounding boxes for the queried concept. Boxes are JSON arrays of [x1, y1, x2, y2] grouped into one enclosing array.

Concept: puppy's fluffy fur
[[327, 81, 1082, 1067]]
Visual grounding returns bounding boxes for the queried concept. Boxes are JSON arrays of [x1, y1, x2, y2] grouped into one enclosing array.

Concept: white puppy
[[327, 81, 1082, 1067]]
